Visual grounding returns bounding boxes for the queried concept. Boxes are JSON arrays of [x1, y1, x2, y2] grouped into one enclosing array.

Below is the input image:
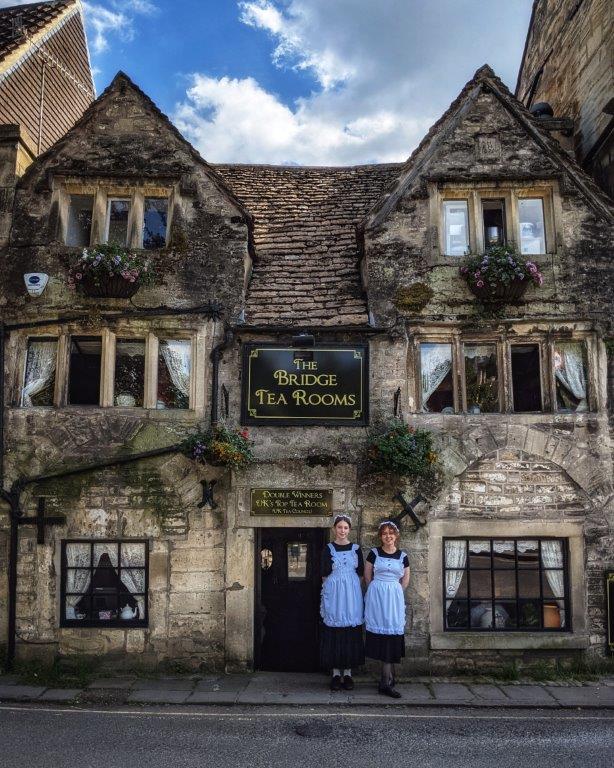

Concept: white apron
[[364, 548, 407, 636], [320, 543, 364, 628]]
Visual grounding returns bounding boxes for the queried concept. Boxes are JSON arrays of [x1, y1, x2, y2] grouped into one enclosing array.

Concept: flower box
[[81, 273, 141, 299], [459, 245, 543, 306], [467, 277, 529, 304]]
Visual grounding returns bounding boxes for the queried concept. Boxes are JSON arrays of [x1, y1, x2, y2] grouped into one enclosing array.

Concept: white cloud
[[175, 0, 533, 165], [83, 1, 158, 55]]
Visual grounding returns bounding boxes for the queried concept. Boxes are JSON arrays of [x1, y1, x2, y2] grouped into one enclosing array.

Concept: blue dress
[[319, 542, 365, 669], [364, 548, 408, 663]]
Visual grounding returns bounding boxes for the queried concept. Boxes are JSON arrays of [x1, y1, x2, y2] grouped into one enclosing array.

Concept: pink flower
[[75, 273, 82, 280], [474, 271, 481, 277], [476, 280, 485, 288], [460, 266, 468, 274]]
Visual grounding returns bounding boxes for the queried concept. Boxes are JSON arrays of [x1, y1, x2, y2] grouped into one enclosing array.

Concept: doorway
[[255, 527, 327, 672]]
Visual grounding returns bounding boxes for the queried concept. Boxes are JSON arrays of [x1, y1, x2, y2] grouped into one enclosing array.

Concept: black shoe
[[378, 684, 401, 699], [330, 675, 342, 691], [342, 676, 354, 691]]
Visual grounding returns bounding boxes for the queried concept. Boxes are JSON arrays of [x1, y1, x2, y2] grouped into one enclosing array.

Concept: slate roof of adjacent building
[[0, 0, 73, 66], [215, 163, 401, 326]]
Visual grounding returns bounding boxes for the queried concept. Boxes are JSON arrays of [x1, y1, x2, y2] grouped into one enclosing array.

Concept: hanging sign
[[607, 572, 614, 654], [241, 344, 368, 426], [251, 488, 333, 516]]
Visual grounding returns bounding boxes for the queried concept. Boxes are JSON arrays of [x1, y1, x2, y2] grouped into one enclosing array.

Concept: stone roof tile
[[215, 163, 401, 326]]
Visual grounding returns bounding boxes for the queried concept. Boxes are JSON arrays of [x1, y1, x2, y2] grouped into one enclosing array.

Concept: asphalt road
[[0, 704, 612, 768]]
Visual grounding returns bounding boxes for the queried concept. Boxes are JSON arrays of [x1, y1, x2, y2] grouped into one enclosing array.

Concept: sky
[[6, 0, 535, 165]]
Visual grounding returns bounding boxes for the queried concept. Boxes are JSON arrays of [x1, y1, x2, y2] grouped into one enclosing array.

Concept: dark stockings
[[380, 662, 395, 687]]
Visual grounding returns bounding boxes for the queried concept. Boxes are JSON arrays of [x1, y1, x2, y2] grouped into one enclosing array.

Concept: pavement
[[1, 671, 614, 708]]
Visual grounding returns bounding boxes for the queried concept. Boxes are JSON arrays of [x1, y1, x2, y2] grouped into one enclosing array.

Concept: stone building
[[516, 0, 614, 199], [0, 63, 612, 674]]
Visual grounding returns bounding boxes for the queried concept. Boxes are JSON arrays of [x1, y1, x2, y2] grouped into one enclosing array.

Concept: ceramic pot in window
[[543, 603, 561, 629], [468, 278, 529, 304], [81, 273, 140, 299]]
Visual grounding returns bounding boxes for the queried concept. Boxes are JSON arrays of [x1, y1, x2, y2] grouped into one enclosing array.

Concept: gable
[[363, 66, 614, 232], [18, 72, 248, 221]]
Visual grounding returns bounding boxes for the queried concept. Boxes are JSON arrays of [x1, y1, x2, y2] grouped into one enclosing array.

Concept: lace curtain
[[65, 543, 91, 617], [120, 543, 146, 618], [160, 340, 190, 399], [554, 343, 587, 411], [444, 540, 467, 598], [421, 344, 452, 410], [21, 341, 57, 407]]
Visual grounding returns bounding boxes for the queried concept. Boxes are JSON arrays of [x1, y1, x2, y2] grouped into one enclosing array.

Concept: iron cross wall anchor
[[18, 497, 66, 544], [392, 491, 427, 532], [198, 479, 218, 509]]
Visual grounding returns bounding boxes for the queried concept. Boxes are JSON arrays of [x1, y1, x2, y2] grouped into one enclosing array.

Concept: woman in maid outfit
[[320, 514, 365, 691], [364, 520, 410, 698]]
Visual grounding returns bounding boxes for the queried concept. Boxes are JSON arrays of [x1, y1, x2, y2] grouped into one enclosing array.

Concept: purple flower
[[476, 280, 485, 288], [460, 266, 468, 274]]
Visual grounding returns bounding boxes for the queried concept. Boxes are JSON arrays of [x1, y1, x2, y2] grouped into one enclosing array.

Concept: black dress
[[319, 543, 365, 670], [364, 548, 409, 664]]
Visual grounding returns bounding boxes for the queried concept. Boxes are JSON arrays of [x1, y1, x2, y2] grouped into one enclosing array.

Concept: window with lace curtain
[[61, 540, 148, 628], [19, 332, 194, 410], [443, 537, 569, 632]]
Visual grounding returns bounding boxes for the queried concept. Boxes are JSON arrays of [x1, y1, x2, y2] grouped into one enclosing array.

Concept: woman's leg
[[380, 662, 393, 687]]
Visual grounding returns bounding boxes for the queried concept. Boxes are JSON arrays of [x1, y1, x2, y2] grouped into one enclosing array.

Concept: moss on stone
[[393, 282, 434, 313]]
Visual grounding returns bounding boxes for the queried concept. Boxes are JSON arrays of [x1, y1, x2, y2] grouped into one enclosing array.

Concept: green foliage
[[184, 423, 255, 471], [68, 243, 157, 290], [459, 244, 543, 290], [394, 282, 434, 313], [367, 420, 439, 490]]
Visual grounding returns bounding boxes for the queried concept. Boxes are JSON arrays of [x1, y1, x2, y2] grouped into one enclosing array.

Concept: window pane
[[511, 344, 541, 412], [66, 195, 93, 247], [443, 200, 469, 256], [518, 599, 541, 628], [93, 542, 118, 568], [66, 543, 91, 568], [494, 570, 516, 598], [444, 540, 466, 568], [420, 343, 453, 412], [544, 603, 564, 629], [261, 548, 273, 570], [68, 336, 101, 405], [482, 199, 506, 248], [469, 570, 492, 599], [519, 198, 545, 254], [143, 197, 168, 249], [554, 342, 588, 412], [65, 569, 91, 592], [120, 542, 146, 568], [21, 339, 57, 407], [464, 344, 499, 413], [446, 599, 468, 628], [445, 571, 467, 598], [518, 570, 541, 598], [157, 339, 190, 409], [114, 339, 145, 407], [106, 199, 131, 245], [470, 600, 493, 628], [287, 542, 308, 580], [495, 601, 517, 629], [66, 596, 89, 621], [517, 540, 539, 567], [468, 540, 490, 568], [492, 540, 515, 568]]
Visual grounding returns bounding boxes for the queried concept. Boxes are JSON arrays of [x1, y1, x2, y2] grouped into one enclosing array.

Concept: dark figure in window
[[75, 553, 138, 620]]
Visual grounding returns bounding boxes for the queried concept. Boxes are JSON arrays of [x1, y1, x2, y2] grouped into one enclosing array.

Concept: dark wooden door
[[256, 527, 326, 672]]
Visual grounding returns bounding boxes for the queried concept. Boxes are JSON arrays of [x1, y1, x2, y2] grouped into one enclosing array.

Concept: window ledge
[[430, 632, 589, 651]]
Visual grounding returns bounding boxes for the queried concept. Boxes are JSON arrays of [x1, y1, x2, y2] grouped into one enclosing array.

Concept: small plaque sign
[[607, 572, 614, 654], [241, 344, 368, 426], [251, 488, 333, 516], [476, 135, 501, 160]]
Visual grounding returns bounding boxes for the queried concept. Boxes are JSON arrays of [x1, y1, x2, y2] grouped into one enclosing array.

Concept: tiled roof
[[0, 0, 74, 65], [215, 163, 401, 326]]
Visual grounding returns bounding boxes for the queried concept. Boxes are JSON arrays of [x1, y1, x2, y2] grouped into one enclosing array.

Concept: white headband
[[333, 514, 352, 526], [378, 520, 399, 532]]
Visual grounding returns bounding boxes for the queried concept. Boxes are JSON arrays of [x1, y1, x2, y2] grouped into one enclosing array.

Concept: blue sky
[[10, 1, 536, 164]]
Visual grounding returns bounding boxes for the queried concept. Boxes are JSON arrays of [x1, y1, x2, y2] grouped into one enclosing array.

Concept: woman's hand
[[364, 560, 374, 586], [400, 566, 410, 589]]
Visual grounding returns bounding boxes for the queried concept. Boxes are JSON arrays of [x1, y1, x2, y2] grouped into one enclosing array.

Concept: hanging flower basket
[[459, 245, 543, 305], [183, 424, 254, 471], [68, 243, 156, 299]]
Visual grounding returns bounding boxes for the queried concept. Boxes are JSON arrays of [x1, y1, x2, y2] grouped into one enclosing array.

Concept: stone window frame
[[56, 180, 175, 250], [60, 539, 149, 629], [14, 325, 203, 412], [428, 180, 560, 263], [429, 520, 588, 650], [409, 327, 599, 414]]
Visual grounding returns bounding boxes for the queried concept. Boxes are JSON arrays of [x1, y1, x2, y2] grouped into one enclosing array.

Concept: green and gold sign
[[241, 344, 368, 426], [251, 488, 333, 516]]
